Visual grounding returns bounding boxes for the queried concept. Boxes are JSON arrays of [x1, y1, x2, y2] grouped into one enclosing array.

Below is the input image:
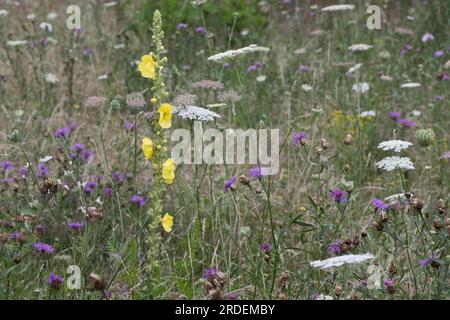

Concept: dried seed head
[[344, 134, 353, 145], [88, 273, 107, 291], [373, 221, 384, 231], [239, 175, 250, 186], [0, 233, 8, 243], [388, 262, 397, 275], [380, 211, 389, 223], [321, 138, 329, 149], [433, 219, 442, 231], [315, 147, 323, 156], [413, 199, 423, 212]]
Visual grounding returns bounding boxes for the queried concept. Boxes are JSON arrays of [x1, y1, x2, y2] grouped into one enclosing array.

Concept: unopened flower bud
[[315, 147, 322, 156], [239, 175, 250, 186], [16, 213, 25, 223], [321, 138, 329, 149], [433, 218, 442, 231], [0, 233, 8, 243], [344, 134, 353, 145], [415, 128, 435, 147]]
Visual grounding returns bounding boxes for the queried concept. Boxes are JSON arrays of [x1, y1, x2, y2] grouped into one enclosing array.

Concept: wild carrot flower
[[191, 80, 224, 90], [138, 54, 157, 79], [400, 83, 420, 89], [224, 176, 237, 192], [175, 106, 221, 122], [162, 158, 176, 184], [377, 140, 413, 152], [48, 273, 63, 289], [158, 103, 173, 129], [329, 188, 348, 203], [141, 137, 155, 160], [161, 213, 173, 232], [310, 253, 374, 269], [33, 242, 54, 254], [207, 45, 270, 64], [131, 195, 146, 207], [376, 156, 414, 171]]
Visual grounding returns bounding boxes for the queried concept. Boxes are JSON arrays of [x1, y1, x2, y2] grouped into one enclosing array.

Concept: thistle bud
[[334, 286, 343, 297], [239, 175, 250, 186], [16, 213, 25, 223], [433, 218, 442, 231], [321, 138, 329, 149], [315, 147, 322, 156], [0, 232, 8, 244], [380, 211, 389, 223], [13, 255, 22, 264], [415, 128, 435, 147], [413, 199, 423, 212], [344, 134, 353, 145]]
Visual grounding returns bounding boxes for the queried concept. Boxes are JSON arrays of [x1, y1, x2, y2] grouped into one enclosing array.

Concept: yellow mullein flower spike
[[138, 54, 157, 79], [162, 158, 176, 184], [161, 213, 173, 233], [141, 137, 155, 160], [158, 103, 173, 129]]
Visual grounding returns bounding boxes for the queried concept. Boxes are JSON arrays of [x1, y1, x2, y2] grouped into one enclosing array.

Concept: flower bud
[[344, 134, 353, 145], [415, 128, 435, 147], [321, 138, 329, 149]]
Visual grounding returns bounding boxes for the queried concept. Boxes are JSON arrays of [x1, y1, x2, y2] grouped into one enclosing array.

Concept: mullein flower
[[158, 103, 173, 129], [141, 137, 155, 160], [162, 158, 176, 184], [161, 213, 173, 232], [138, 54, 157, 79]]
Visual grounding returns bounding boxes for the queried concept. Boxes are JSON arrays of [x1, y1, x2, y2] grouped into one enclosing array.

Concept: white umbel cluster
[[321, 4, 355, 12], [174, 106, 221, 122], [207, 45, 270, 63], [310, 253, 374, 269], [378, 140, 413, 153], [348, 44, 373, 52], [376, 156, 415, 171]]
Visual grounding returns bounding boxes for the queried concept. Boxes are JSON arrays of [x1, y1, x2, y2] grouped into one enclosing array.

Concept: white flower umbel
[[310, 253, 374, 269], [376, 156, 415, 171], [6, 40, 28, 47], [348, 44, 373, 52], [360, 110, 376, 118], [346, 63, 362, 75], [174, 106, 221, 122], [352, 82, 370, 94], [384, 193, 414, 205], [302, 84, 313, 92], [45, 73, 59, 84], [207, 44, 270, 63], [400, 82, 421, 88], [321, 4, 355, 12], [377, 140, 413, 153], [0, 10, 9, 17]]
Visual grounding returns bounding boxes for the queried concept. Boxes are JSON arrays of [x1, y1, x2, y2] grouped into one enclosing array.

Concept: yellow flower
[[141, 137, 155, 160], [158, 103, 173, 129], [161, 213, 173, 233], [138, 54, 157, 79], [162, 158, 176, 184]]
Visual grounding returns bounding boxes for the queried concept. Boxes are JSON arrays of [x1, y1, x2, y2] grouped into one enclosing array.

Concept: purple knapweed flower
[[177, 22, 188, 30], [441, 73, 449, 81], [103, 187, 113, 197], [388, 111, 401, 120], [249, 166, 270, 179], [261, 242, 272, 254], [440, 151, 450, 159], [48, 273, 64, 289], [434, 95, 444, 101], [328, 240, 342, 255], [67, 222, 84, 232], [384, 278, 394, 288], [124, 121, 135, 131], [299, 64, 309, 72], [224, 176, 237, 192], [419, 253, 437, 267], [421, 33, 434, 43], [83, 48, 93, 57], [195, 26, 206, 34], [291, 131, 307, 145], [371, 198, 389, 211], [397, 118, 417, 127], [434, 50, 444, 58], [83, 181, 97, 194], [33, 242, 54, 254], [131, 195, 145, 207], [112, 171, 126, 182], [0, 161, 15, 172], [246, 64, 259, 72], [54, 126, 71, 139], [36, 163, 49, 177], [203, 267, 219, 279], [329, 188, 348, 203]]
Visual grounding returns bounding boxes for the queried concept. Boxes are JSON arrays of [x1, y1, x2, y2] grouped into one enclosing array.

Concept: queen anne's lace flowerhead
[[207, 45, 270, 64], [321, 4, 355, 12], [174, 106, 221, 122], [376, 156, 415, 171], [352, 82, 370, 93], [384, 193, 414, 205], [348, 44, 373, 52], [400, 82, 421, 88], [377, 140, 413, 153], [310, 253, 374, 269]]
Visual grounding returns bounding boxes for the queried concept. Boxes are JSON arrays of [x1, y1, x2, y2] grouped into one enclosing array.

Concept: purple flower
[[440, 151, 450, 159], [195, 26, 206, 34], [441, 73, 449, 81], [70, 143, 86, 153], [384, 279, 394, 288], [203, 267, 219, 279], [400, 43, 413, 56], [388, 111, 401, 120], [261, 242, 272, 254], [291, 131, 307, 145], [131, 195, 145, 207], [10, 231, 22, 240], [83, 181, 97, 194], [33, 242, 54, 254], [176, 22, 188, 30], [112, 171, 126, 182], [103, 187, 113, 197], [328, 240, 341, 255], [224, 176, 237, 192], [434, 95, 444, 101], [434, 50, 444, 58], [397, 118, 417, 127], [124, 121, 135, 131], [371, 198, 389, 211], [36, 163, 49, 177], [48, 273, 64, 289], [329, 188, 348, 203], [54, 126, 71, 139], [299, 64, 309, 72], [419, 253, 437, 267], [421, 33, 434, 43], [67, 222, 84, 232], [0, 161, 15, 172], [227, 292, 240, 300], [246, 64, 259, 72], [83, 48, 93, 57]]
